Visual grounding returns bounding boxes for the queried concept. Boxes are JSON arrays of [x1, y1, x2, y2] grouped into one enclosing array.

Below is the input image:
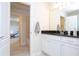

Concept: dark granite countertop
[[41, 31, 79, 38]]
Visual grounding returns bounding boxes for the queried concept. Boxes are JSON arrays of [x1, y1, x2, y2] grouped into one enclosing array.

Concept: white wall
[[0, 2, 10, 56], [30, 2, 49, 55], [30, 2, 49, 31], [50, 7, 60, 30]]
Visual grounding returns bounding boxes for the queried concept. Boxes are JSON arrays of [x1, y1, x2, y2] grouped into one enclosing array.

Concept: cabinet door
[[41, 35, 48, 54], [30, 33, 42, 56], [41, 35, 61, 56], [47, 39, 61, 56], [60, 37, 74, 44], [61, 43, 79, 56]]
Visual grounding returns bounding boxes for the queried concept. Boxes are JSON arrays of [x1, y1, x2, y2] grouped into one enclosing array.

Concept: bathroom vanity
[[41, 31, 79, 56], [43, 7, 79, 56]]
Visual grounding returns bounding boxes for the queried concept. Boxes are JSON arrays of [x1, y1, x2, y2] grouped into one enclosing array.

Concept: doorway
[[10, 2, 30, 56]]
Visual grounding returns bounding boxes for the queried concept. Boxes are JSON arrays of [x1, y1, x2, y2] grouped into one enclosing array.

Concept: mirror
[[65, 10, 79, 31], [49, 2, 79, 31]]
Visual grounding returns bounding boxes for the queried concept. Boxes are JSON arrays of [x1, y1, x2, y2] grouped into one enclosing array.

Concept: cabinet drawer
[[61, 43, 79, 56], [60, 37, 74, 43]]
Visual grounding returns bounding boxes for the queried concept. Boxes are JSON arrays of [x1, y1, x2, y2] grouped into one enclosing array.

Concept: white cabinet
[[60, 36, 74, 44], [60, 37, 79, 56], [41, 34, 60, 56], [47, 39, 60, 56], [41, 34, 49, 55], [72, 38, 79, 46], [61, 43, 79, 56], [41, 34, 79, 56], [30, 33, 42, 56]]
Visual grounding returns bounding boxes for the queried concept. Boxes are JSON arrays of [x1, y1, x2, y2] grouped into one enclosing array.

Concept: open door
[[10, 2, 30, 56]]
